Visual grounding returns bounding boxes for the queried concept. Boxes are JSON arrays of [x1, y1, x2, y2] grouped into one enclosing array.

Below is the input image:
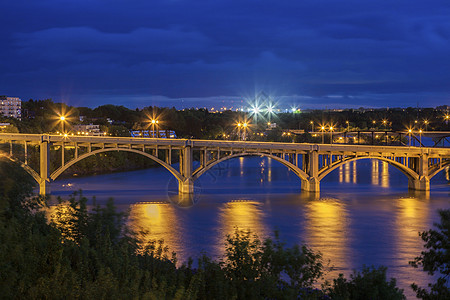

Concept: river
[[50, 157, 449, 298]]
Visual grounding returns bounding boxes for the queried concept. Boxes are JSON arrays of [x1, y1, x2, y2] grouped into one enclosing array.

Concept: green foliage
[[410, 209, 450, 299], [0, 160, 418, 299], [221, 229, 326, 299], [328, 266, 405, 300]]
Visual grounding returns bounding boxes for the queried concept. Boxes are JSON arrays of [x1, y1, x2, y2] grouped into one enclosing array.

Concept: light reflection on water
[[50, 158, 450, 298], [304, 198, 350, 274]]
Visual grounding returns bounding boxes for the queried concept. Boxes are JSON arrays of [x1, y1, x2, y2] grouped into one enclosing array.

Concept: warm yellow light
[[321, 126, 325, 130], [419, 129, 423, 133], [151, 119, 156, 124], [383, 120, 387, 124], [329, 126, 334, 131], [64, 133, 68, 137], [267, 122, 271, 125], [310, 121, 313, 124], [372, 120, 376, 124], [408, 129, 412, 133], [60, 116, 65, 121], [237, 123, 242, 127]]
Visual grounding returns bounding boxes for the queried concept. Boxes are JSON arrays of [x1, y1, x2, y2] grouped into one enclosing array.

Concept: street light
[[237, 122, 242, 140], [419, 129, 423, 147], [242, 122, 248, 141], [423, 120, 429, 131], [59, 115, 67, 133], [150, 119, 159, 138], [321, 126, 325, 144], [310, 121, 314, 132], [408, 129, 413, 147], [329, 126, 334, 144]]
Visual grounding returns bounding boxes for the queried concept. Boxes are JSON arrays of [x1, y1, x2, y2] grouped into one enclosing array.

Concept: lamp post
[[419, 129, 423, 147], [424, 120, 429, 131], [237, 122, 242, 140], [310, 121, 314, 132], [59, 115, 66, 134], [242, 122, 248, 141], [329, 126, 334, 144], [321, 126, 325, 144], [408, 129, 412, 147], [151, 119, 159, 138]]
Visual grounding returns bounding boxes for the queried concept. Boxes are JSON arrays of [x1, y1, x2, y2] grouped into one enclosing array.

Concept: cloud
[[15, 27, 210, 65], [1, 1, 450, 108]]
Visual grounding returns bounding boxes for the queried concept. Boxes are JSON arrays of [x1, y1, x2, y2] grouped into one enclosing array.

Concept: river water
[[50, 157, 449, 298]]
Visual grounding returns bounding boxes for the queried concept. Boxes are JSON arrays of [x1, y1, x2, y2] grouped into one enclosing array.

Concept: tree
[[410, 209, 450, 299], [328, 266, 405, 300]]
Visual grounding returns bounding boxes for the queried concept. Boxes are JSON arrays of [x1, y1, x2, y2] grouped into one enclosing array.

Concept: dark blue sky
[[1, 1, 449, 109]]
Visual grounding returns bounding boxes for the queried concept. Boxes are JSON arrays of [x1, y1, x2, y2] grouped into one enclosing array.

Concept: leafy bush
[[410, 209, 450, 299]]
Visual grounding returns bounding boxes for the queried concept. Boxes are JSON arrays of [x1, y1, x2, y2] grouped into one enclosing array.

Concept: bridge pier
[[408, 176, 430, 191], [408, 154, 431, 191], [39, 140, 49, 195], [179, 178, 194, 194], [301, 177, 320, 192], [179, 144, 194, 194], [302, 149, 320, 192]]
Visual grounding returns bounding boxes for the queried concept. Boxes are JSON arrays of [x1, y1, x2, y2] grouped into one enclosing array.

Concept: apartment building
[[0, 96, 21, 119]]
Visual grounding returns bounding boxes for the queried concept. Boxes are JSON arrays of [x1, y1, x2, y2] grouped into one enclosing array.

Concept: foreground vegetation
[[1, 160, 448, 299]]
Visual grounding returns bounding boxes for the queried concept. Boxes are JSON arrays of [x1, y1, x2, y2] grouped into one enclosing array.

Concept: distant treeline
[[1, 99, 448, 141], [0, 159, 449, 299]]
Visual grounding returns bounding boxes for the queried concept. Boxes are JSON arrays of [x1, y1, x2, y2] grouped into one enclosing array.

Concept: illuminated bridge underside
[[1, 133, 449, 195]]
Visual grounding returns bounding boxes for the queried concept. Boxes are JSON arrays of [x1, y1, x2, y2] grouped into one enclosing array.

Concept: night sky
[[1, 1, 450, 109]]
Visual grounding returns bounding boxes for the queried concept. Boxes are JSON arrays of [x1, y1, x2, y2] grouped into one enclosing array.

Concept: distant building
[[72, 124, 104, 136], [0, 96, 21, 119]]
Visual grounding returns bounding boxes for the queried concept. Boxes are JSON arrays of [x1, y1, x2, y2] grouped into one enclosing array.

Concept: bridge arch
[[318, 156, 419, 181], [192, 152, 309, 182], [4, 156, 41, 183], [429, 161, 450, 180], [50, 148, 182, 182]]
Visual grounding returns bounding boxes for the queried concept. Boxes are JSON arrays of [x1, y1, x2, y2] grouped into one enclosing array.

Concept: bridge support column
[[408, 177, 430, 191], [302, 149, 320, 192], [39, 141, 50, 195], [179, 144, 194, 194], [408, 153, 430, 191], [179, 178, 194, 194], [301, 177, 320, 192]]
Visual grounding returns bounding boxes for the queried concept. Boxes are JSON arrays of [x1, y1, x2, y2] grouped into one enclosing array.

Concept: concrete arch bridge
[[0, 133, 449, 195]]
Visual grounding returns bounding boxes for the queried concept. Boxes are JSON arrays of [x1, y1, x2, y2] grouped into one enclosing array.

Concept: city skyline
[[1, 1, 450, 109]]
